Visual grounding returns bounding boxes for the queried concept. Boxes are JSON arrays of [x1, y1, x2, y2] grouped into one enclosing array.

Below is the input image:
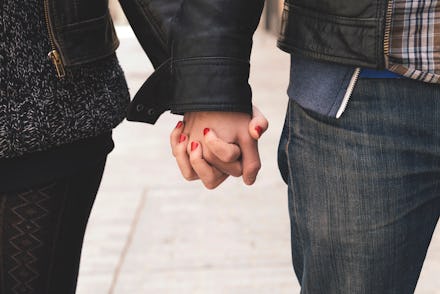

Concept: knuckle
[[182, 170, 195, 181], [223, 163, 242, 177], [223, 151, 238, 162], [204, 135, 215, 145], [241, 135, 253, 143], [202, 175, 218, 190], [246, 161, 261, 174], [189, 156, 199, 165], [182, 174, 192, 181], [230, 169, 242, 177], [203, 151, 216, 163], [204, 181, 218, 190]]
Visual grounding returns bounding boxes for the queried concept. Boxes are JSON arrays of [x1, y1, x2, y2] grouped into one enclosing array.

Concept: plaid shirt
[[387, 0, 440, 83]]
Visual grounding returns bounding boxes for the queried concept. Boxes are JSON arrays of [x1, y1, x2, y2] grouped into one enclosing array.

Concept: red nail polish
[[255, 126, 263, 137], [176, 121, 183, 128], [191, 142, 199, 151], [179, 134, 186, 143], [203, 128, 210, 136]]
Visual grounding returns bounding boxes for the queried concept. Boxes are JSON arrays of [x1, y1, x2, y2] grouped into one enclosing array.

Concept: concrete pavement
[[76, 26, 440, 294]]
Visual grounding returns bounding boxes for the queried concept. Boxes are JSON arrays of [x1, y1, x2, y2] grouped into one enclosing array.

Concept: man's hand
[[170, 106, 268, 189]]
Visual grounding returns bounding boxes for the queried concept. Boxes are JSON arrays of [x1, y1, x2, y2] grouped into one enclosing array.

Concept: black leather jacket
[[45, 0, 389, 124], [278, 0, 390, 69]]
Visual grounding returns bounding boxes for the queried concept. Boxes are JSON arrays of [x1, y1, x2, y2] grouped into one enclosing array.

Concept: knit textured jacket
[[0, 0, 130, 159]]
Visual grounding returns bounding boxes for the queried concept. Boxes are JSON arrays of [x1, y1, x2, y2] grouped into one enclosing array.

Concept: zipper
[[336, 67, 360, 119], [336, 1, 393, 119], [43, 0, 66, 78], [383, 0, 394, 67]]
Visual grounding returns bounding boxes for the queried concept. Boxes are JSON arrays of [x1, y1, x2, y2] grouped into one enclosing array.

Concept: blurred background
[[75, 1, 440, 293]]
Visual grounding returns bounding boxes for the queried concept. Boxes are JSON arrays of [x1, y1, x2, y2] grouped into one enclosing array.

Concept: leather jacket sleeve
[[121, 0, 264, 124], [119, 0, 181, 68]]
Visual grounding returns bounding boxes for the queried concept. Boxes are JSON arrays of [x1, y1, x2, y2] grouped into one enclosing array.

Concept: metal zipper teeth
[[336, 67, 361, 119], [383, 0, 394, 61], [336, 1, 393, 119], [43, 0, 66, 78]]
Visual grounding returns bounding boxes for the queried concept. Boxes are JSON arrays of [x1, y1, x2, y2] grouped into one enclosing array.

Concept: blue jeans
[[278, 78, 440, 293]]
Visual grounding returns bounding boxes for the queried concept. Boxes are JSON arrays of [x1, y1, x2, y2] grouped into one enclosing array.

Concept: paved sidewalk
[[76, 26, 439, 294]]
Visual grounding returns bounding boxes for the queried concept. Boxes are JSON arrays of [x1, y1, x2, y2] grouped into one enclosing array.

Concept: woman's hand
[[170, 106, 268, 189]]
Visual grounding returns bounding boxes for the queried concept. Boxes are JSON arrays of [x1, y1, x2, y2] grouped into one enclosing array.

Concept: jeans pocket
[[277, 103, 291, 185]]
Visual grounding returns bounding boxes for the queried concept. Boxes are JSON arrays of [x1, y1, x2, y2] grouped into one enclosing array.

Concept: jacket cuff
[[126, 60, 172, 124], [168, 0, 262, 115], [125, 57, 253, 124], [126, 0, 263, 124], [170, 58, 252, 115]]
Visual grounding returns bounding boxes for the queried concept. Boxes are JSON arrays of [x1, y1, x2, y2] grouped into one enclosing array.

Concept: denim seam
[[326, 189, 340, 286], [285, 100, 305, 253]]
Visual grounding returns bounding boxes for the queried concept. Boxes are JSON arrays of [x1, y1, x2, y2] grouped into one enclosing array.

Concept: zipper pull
[[48, 50, 66, 79]]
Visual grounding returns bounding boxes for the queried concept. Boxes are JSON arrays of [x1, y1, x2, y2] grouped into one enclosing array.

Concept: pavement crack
[[108, 190, 148, 294]]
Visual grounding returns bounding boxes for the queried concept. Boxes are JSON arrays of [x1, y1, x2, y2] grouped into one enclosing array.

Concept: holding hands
[[170, 106, 268, 189]]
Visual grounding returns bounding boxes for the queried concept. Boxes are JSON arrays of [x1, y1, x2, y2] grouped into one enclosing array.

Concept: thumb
[[203, 128, 242, 163], [249, 105, 269, 140]]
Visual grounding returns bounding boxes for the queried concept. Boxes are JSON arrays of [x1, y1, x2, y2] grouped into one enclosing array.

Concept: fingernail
[[255, 126, 263, 137], [179, 134, 186, 143], [203, 128, 210, 136], [191, 142, 199, 151], [176, 121, 183, 128]]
